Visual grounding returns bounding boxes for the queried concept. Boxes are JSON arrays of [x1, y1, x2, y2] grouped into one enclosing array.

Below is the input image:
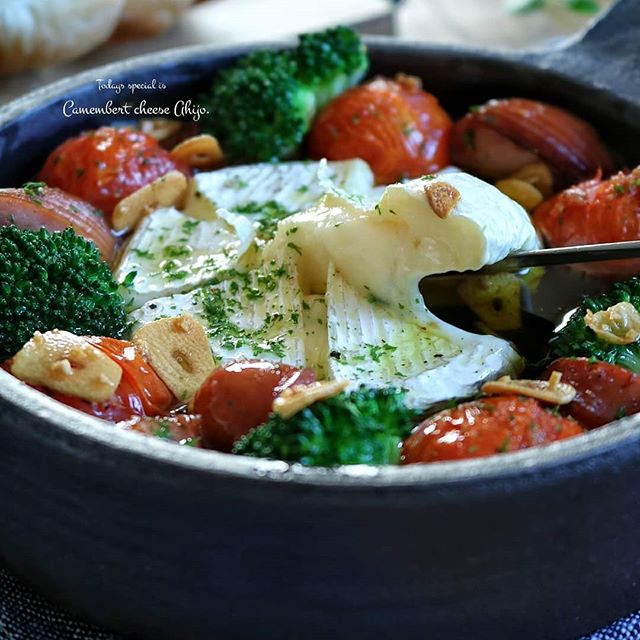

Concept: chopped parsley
[[223, 176, 248, 190], [462, 128, 476, 151], [161, 260, 188, 281], [122, 270, 137, 288], [235, 200, 292, 241], [22, 181, 46, 204], [200, 286, 286, 358], [155, 419, 172, 440], [366, 342, 398, 363], [198, 263, 293, 359], [132, 248, 156, 260], [287, 241, 302, 255], [497, 436, 510, 453], [163, 244, 192, 258], [181, 219, 200, 235]]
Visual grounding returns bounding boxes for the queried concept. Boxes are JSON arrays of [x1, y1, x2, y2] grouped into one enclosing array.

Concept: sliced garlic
[[11, 330, 122, 403], [139, 118, 183, 143], [424, 181, 461, 219], [495, 178, 544, 212], [481, 371, 576, 405], [273, 379, 349, 420], [170, 134, 223, 170], [133, 314, 216, 402], [112, 170, 187, 232], [510, 162, 554, 198], [585, 301, 640, 345]]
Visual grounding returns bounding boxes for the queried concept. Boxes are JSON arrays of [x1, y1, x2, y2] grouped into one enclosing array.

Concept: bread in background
[[115, 0, 196, 37], [0, 0, 126, 74]]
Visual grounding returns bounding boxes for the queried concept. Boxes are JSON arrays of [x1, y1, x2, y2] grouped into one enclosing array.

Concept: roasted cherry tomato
[[308, 75, 452, 184], [51, 378, 149, 423], [87, 337, 174, 415], [38, 126, 188, 218], [51, 338, 174, 422], [192, 359, 316, 451], [545, 357, 640, 429], [117, 414, 203, 445], [533, 168, 640, 275], [450, 98, 614, 188], [401, 394, 583, 464], [0, 185, 116, 261]]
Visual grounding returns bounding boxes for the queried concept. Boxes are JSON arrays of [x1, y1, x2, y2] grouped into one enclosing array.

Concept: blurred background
[[0, 0, 613, 103]]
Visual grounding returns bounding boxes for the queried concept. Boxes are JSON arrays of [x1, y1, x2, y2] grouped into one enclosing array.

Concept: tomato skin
[[401, 394, 583, 464], [308, 76, 452, 184], [86, 337, 174, 416], [192, 360, 316, 451], [449, 119, 539, 182], [38, 126, 188, 218], [6, 337, 172, 422], [450, 98, 614, 188], [0, 186, 116, 262], [51, 378, 147, 422], [532, 168, 640, 275], [51, 338, 173, 422], [545, 358, 640, 429], [117, 414, 203, 445]]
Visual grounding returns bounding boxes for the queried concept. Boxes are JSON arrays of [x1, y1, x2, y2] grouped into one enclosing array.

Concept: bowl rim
[[2, 36, 639, 490]]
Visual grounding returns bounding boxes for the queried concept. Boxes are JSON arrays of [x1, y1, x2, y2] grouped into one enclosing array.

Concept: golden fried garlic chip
[[585, 301, 640, 345], [482, 371, 576, 405], [11, 330, 122, 403]]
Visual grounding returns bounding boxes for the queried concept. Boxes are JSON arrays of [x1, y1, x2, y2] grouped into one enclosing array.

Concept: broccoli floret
[[0, 226, 126, 359], [232, 387, 416, 466], [547, 276, 640, 373], [201, 51, 315, 162], [295, 26, 369, 109], [200, 26, 368, 162]]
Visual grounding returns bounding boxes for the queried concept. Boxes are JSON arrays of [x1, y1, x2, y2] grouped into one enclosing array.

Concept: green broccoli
[[0, 226, 126, 359], [547, 276, 640, 373], [295, 26, 369, 110], [201, 50, 316, 162], [200, 26, 369, 162], [232, 387, 416, 466]]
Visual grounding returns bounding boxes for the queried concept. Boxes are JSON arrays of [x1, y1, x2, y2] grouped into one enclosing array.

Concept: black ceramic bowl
[[1, 3, 640, 639]]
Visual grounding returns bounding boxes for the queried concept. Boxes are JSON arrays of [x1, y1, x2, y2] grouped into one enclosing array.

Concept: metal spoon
[[429, 240, 640, 278]]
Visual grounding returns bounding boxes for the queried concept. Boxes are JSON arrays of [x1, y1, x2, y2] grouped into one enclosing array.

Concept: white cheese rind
[[183, 158, 378, 220], [325, 266, 522, 408], [128, 252, 306, 367], [115, 207, 255, 309], [128, 169, 537, 410]]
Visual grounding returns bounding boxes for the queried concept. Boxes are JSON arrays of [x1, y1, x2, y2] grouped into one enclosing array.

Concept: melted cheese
[[129, 170, 539, 409], [264, 172, 539, 307]]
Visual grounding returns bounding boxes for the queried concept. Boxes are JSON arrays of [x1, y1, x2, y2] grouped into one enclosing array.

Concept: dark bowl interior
[[1, 40, 639, 187], [1, 34, 640, 640]]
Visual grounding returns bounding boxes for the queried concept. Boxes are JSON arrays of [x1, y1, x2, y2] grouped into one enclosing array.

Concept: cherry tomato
[[545, 358, 640, 429], [401, 394, 583, 464], [6, 338, 172, 422], [51, 377, 148, 423], [0, 185, 116, 261], [117, 414, 203, 445], [53, 338, 174, 421], [192, 359, 316, 451], [450, 98, 614, 188], [86, 337, 174, 416], [38, 126, 188, 219], [532, 167, 640, 275], [308, 75, 452, 184]]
